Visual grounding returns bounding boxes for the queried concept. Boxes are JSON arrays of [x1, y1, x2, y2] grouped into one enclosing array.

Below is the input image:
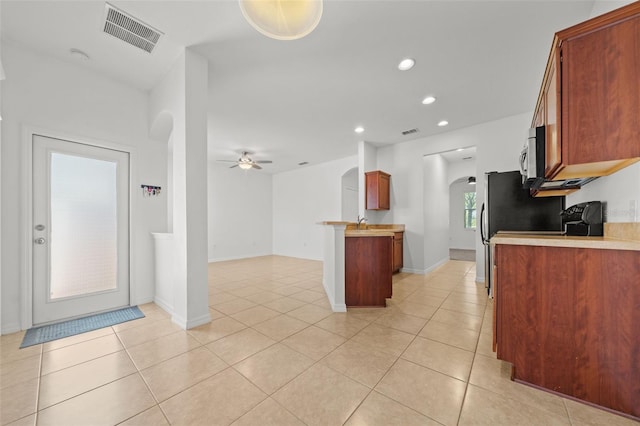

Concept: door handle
[[34, 237, 46, 245], [480, 203, 487, 244]]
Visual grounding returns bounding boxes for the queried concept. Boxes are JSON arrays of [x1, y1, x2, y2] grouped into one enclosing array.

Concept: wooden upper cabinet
[[365, 171, 390, 210], [533, 2, 640, 180], [544, 53, 562, 178]]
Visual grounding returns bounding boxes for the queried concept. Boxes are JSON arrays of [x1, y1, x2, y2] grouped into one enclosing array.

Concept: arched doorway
[[341, 167, 359, 221], [449, 176, 477, 261]]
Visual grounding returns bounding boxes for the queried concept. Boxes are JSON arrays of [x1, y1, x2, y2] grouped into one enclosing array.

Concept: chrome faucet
[[356, 215, 368, 230]]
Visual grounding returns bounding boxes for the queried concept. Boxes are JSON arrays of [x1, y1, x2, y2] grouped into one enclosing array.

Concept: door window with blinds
[[32, 134, 130, 325]]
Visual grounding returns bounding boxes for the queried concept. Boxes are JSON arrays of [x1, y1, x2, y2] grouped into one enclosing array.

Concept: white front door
[[32, 134, 130, 325]]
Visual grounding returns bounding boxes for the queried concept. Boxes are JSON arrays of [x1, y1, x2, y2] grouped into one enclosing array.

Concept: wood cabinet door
[[365, 171, 390, 210], [345, 236, 392, 307], [378, 173, 390, 209], [494, 244, 640, 418], [393, 234, 403, 272], [562, 13, 640, 165], [544, 52, 562, 178]]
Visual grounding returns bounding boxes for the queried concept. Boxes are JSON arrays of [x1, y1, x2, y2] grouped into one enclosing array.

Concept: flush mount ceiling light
[[398, 58, 415, 71], [422, 96, 436, 105], [438, 120, 449, 127], [239, 0, 323, 40], [354, 126, 365, 134]]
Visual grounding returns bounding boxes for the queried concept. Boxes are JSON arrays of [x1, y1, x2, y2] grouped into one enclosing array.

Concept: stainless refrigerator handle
[[480, 202, 487, 244]]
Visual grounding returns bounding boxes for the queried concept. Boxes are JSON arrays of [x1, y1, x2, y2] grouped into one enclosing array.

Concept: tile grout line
[[114, 324, 173, 426], [453, 292, 487, 425], [33, 342, 44, 425], [341, 267, 476, 425]]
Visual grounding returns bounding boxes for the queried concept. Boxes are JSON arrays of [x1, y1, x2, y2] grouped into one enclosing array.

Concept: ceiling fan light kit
[[239, 0, 323, 40], [218, 151, 272, 170]]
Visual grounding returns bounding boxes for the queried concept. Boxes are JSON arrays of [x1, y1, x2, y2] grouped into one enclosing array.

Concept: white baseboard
[[172, 312, 211, 330], [208, 252, 272, 263], [153, 297, 173, 316], [399, 267, 423, 274], [423, 257, 450, 274], [331, 303, 347, 312]]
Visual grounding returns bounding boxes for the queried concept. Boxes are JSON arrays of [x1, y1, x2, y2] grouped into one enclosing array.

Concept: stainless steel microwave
[[519, 126, 597, 190]]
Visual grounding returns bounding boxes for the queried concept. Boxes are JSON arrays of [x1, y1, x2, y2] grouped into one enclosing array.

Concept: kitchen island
[[319, 222, 405, 311], [344, 230, 394, 307], [490, 223, 640, 419]]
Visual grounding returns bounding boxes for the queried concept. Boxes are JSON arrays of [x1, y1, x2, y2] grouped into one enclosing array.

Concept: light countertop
[[345, 229, 395, 237], [491, 232, 640, 251]]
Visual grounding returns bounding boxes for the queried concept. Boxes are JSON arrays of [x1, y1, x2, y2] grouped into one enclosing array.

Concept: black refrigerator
[[480, 171, 565, 296]]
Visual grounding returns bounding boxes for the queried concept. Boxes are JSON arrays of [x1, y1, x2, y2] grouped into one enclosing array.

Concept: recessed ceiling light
[[70, 48, 90, 61], [354, 126, 365, 133], [422, 96, 436, 105], [438, 120, 449, 127], [398, 58, 415, 71], [456, 148, 464, 152]]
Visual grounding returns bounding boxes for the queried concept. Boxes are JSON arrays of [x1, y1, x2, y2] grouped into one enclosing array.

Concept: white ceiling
[[1, 0, 597, 173]]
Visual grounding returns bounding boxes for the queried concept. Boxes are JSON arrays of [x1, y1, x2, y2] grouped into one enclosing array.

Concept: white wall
[[273, 156, 358, 260], [449, 179, 477, 250], [377, 112, 531, 276], [208, 163, 273, 261], [1, 42, 167, 333], [341, 167, 358, 221], [358, 141, 388, 224], [447, 160, 477, 250], [567, 163, 640, 223], [423, 154, 450, 272], [447, 159, 476, 186], [148, 50, 210, 329]]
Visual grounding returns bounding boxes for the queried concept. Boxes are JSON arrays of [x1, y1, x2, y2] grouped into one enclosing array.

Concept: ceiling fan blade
[[252, 164, 262, 170], [256, 160, 272, 164], [229, 164, 238, 168], [217, 160, 237, 163]]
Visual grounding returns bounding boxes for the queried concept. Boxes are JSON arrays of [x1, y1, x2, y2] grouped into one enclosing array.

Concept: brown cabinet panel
[[392, 232, 403, 273], [562, 13, 640, 165], [544, 53, 562, 178], [532, 2, 640, 184], [365, 171, 390, 210], [345, 236, 392, 307], [494, 244, 640, 418]]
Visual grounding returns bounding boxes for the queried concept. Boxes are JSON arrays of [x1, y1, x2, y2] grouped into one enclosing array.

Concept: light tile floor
[[1, 256, 637, 425]]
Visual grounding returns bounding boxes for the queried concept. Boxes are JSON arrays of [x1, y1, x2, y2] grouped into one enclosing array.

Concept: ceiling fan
[[218, 151, 272, 170]]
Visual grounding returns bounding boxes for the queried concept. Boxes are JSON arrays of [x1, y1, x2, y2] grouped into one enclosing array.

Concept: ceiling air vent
[[103, 3, 162, 53], [401, 128, 419, 136]]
